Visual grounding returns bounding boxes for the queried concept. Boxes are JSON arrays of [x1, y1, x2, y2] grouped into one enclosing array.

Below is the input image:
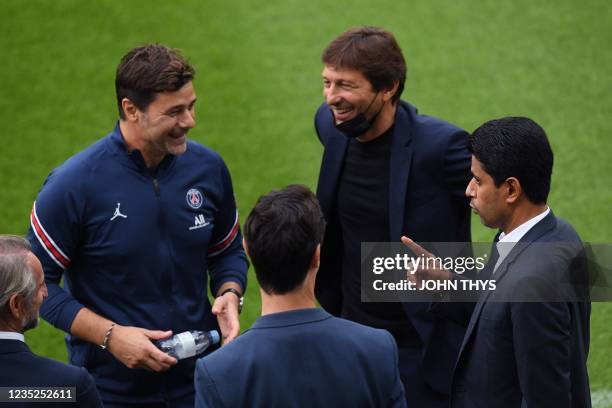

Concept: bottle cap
[[209, 330, 221, 345]]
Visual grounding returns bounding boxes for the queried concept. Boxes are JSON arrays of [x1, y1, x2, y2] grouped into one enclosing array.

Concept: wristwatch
[[219, 287, 243, 313]]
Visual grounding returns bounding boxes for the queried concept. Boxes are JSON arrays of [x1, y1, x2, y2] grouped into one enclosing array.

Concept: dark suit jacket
[[194, 308, 406, 408], [314, 100, 472, 399], [451, 212, 591, 408], [0, 339, 102, 407]]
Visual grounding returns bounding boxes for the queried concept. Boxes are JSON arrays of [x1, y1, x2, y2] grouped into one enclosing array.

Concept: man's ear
[[121, 98, 140, 122], [382, 80, 400, 103], [8, 293, 27, 320], [310, 244, 321, 271], [504, 177, 522, 204], [242, 237, 250, 258]]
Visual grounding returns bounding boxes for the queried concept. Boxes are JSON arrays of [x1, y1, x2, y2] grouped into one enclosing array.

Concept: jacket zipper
[[152, 177, 160, 196]]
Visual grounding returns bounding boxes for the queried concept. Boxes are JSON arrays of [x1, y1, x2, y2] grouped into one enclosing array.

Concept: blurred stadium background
[[1, 0, 610, 404]]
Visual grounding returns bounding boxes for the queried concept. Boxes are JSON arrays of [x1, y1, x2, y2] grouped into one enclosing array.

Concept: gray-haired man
[[0, 235, 102, 407]]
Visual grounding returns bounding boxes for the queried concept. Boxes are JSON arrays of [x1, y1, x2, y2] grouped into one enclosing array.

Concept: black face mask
[[334, 93, 383, 138]]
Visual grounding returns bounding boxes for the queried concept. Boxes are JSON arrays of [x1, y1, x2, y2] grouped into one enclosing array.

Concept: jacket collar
[[316, 101, 416, 242], [0, 339, 30, 354], [456, 210, 558, 365], [388, 101, 415, 239], [316, 108, 349, 220], [106, 121, 176, 173], [489, 210, 557, 285], [250, 308, 332, 329]]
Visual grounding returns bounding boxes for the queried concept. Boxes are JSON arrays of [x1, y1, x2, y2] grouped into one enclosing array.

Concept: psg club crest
[[186, 188, 204, 209]]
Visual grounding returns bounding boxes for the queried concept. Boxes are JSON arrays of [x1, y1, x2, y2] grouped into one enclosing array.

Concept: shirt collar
[[495, 207, 550, 270], [498, 207, 550, 243], [0, 331, 25, 342], [251, 308, 332, 329]]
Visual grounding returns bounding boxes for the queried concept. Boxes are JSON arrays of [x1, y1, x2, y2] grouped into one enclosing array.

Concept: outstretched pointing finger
[[401, 236, 434, 258]]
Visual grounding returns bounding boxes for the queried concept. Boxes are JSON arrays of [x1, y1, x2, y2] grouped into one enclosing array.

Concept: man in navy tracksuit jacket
[[27, 44, 247, 407]]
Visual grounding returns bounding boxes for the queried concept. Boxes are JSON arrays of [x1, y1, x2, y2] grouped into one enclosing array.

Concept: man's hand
[[70, 308, 177, 372], [401, 236, 452, 289], [107, 325, 177, 372], [212, 292, 240, 346]]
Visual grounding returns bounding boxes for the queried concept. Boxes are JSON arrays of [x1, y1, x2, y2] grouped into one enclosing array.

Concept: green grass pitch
[[1, 0, 610, 402]]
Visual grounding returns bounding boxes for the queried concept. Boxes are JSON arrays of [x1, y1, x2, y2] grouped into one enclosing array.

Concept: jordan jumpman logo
[[110, 202, 128, 221]]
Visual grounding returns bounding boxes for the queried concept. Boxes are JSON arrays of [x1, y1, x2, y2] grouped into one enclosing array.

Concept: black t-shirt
[[336, 128, 414, 345]]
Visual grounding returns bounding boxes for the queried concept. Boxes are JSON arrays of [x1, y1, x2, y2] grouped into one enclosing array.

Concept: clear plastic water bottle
[[155, 330, 220, 360]]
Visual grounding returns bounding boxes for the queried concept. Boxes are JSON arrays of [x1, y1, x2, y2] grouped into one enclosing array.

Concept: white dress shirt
[[493, 207, 550, 273], [0, 331, 25, 342]]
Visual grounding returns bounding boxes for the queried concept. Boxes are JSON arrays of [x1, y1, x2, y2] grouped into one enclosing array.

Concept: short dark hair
[[322, 26, 407, 103], [115, 44, 195, 119], [469, 117, 554, 204], [244, 185, 326, 295]]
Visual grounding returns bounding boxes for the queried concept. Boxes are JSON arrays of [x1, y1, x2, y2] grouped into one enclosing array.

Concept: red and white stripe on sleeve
[[30, 201, 71, 269], [208, 210, 240, 257]]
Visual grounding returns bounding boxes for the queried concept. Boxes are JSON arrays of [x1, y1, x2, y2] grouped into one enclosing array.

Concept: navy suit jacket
[[0, 339, 102, 407], [194, 308, 406, 408], [314, 101, 472, 398], [451, 212, 591, 408]]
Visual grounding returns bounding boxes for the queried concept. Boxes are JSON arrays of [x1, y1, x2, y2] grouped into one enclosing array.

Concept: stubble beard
[[165, 136, 187, 156], [21, 307, 39, 332]]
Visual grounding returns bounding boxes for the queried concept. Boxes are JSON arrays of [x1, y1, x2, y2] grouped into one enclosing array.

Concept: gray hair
[[0, 235, 36, 319]]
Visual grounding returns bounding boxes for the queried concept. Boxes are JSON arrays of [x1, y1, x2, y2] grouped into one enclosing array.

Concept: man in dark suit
[[403, 117, 591, 407], [0, 235, 102, 407], [194, 185, 406, 408], [315, 26, 472, 406]]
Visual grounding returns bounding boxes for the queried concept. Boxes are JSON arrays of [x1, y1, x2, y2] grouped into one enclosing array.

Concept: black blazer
[[0, 339, 102, 407], [314, 100, 472, 400], [451, 211, 591, 408]]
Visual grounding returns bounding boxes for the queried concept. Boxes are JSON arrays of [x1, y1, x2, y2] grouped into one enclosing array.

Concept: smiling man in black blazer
[[314, 26, 472, 407]]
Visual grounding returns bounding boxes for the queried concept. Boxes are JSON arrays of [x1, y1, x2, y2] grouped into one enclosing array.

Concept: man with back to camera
[[402, 117, 591, 407], [27, 44, 248, 407], [0, 235, 103, 407], [314, 26, 472, 406], [194, 184, 407, 407]]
